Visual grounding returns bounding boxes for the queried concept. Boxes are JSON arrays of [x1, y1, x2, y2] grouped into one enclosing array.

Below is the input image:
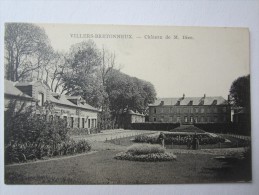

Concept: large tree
[[106, 69, 156, 125], [229, 74, 250, 109], [5, 23, 53, 81], [61, 40, 104, 108]]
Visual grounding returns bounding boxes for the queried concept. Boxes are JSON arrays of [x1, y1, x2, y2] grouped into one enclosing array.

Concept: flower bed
[[115, 144, 176, 162], [5, 139, 91, 164], [134, 133, 225, 145]]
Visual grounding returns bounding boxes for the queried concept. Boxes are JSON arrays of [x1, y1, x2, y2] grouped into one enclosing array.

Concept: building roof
[[127, 109, 145, 116], [49, 94, 98, 112], [4, 80, 34, 100], [150, 96, 228, 106], [5, 79, 99, 112]]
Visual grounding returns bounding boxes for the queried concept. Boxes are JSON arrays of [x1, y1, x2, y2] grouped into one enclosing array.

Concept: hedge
[[129, 123, 180, 131]]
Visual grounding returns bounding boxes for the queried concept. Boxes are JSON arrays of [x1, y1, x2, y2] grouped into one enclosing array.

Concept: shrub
[[115, 152, 176, 162], [127, 144, 165, 155], [115, 143, 176, 162], [134, 133, 226, 146], [130, 123, 180, 130], [4, 101, 91, 164], [134, 135, 158, 144]]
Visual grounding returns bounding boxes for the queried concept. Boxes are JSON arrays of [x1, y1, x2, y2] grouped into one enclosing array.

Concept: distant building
[[148, 94, 231, 124], [119, 110, 145, 129], [4, 79, 99, 129]]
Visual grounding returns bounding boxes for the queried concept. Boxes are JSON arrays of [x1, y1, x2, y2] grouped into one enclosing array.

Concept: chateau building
[[4, 79, 99, 129], [148, 94, 231, 124]]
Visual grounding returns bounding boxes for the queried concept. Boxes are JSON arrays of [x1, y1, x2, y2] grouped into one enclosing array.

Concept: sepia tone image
[[4, 23, 251, 184]]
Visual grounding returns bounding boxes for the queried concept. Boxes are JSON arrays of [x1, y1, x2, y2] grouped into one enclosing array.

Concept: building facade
[[4, 79, 99, 129], [149, 94, 231, 124]]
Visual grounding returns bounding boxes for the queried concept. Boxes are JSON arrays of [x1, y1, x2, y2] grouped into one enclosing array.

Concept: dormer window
[[212, 100, 218, 105], [38, 92, 44, 106]]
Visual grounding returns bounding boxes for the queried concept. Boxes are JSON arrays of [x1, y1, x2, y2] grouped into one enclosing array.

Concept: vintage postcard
[[4, 23, 251, 184]]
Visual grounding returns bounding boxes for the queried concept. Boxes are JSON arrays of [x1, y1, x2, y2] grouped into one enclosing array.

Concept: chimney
[[183, 93, 185, 99], [228, 95, 230, 101], [204, 94, 206, 98], [160, 101, 164, 106]]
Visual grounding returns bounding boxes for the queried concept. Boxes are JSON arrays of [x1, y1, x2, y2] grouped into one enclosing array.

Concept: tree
[[5, 23, 53, 82], [229, 75, 250, 108], [106, 69, 156, 126], [61, 40, 104, 108]]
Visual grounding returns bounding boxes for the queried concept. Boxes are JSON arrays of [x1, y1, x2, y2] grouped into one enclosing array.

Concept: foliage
[[127, 144, 165, 155], [106, 70, 156, 126], [131, 123, 180, 130], [194, 123, 234, 134], [4, 101, 91, 164], [106, 70, 156, 113], [60, 40, 108, 109], [115, 152, 176, 162], [134, 135, 158, 144], [134, 133, 226, 145], [4, 23, 53, 82], [115, 143, 176, 162], [229, 75, 250, 108]]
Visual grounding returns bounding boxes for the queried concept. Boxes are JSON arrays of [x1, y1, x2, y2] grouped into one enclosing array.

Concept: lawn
[[5, 134, 251, 184], [4, 149, 251, 184]]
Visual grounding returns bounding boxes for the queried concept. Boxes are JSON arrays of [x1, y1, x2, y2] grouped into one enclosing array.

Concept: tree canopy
[[5, 23, 53, 82], [229, 74, 250, 109]]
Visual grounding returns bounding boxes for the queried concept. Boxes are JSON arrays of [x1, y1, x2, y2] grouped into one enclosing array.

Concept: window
[[78, 118, 80, 128], [177, 108, 180, 113], [184, 116, 188, 123], [154, 108, 156, 114], [207, 107, 211, 113], [82, 118, 85, 128], [195, 108, 199, 113], [71, 117, 74, 128], [177, 116, 181, 123], [88, 119, 91, 128], [153, 117, 156, 122], [207, 117, 210, 122], [201, 116, 204, 122], [38, 92, 44, 106], [201, 108, 204, 113], [195, 117, 199, 123], [214, 116, 218, 122], [222, 107, 227, 113], [160, 108, 163, 113], [92, 119, 94, 128], [190, 116, 193, 123], [49, 115, 53, 122], [170, 116, 173, 122], [190, 108, 194, 113], [214, 107, 218, 113]]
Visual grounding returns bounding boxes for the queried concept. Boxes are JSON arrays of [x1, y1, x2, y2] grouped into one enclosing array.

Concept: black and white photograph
[[4, 23, 252, 185]]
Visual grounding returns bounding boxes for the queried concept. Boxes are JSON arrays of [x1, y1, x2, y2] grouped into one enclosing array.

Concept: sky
[[39, 24, 250, 99]]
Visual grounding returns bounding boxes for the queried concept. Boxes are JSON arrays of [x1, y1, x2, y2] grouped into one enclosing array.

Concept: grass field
[[5, 130, 252, 184]]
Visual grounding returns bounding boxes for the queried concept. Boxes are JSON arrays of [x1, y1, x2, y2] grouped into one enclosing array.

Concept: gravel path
[[72, 129, 155, 142]]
